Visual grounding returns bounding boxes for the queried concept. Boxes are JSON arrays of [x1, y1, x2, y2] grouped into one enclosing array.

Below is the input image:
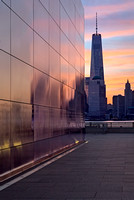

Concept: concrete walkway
[[1, 133, 134, 200]]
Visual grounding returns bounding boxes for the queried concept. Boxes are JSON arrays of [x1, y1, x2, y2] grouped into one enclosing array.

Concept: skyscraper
[[88, 13, 107, 119], [124, 80, 132, 115], [113, 95, 125, 119]]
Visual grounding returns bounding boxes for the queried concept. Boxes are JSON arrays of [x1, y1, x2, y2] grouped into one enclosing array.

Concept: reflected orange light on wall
[[85, 49, 91, 76]]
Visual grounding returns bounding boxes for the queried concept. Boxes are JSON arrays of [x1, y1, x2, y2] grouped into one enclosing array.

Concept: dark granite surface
[[1, 133, 134, 200]]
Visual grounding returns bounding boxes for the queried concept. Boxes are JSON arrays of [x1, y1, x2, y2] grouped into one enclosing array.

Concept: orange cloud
[[104, 49, 134, 57], [103, 29, 134, 39], [104, 49, 134, 70], [85, 28, 134, 41]]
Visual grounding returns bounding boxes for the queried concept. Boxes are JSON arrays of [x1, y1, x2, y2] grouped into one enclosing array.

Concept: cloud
[[104, 49, 134, 57], [104, 49, 134, 69], [84, 1, 134, 20], [85, 28, 134, 41]]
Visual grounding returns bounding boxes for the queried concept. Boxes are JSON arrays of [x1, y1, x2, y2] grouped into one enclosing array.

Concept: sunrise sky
[[81, 0, 134, 103]]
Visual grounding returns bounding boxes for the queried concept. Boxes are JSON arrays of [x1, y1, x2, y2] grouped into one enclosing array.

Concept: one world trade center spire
[[88, 13, 107, 119]]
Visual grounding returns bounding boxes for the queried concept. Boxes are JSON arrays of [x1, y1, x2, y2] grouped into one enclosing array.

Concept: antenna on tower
[[96, 12, 98, 35]]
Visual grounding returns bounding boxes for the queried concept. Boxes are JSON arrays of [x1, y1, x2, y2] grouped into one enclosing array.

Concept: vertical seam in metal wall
[[33, 0, 35, 164], [9, 0, 12, 173], [48, 0, 51, 135], [59, 0, 61, 90], [58, 0, 61, 114]]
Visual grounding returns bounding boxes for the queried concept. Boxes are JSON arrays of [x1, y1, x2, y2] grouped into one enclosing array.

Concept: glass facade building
[[0, 0, 85, 180]]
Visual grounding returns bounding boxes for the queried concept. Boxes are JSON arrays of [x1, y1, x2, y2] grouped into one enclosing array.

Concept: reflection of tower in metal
[[88, 13, 107, 119]]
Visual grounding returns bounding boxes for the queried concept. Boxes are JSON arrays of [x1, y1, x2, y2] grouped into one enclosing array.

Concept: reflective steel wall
[[0, 0, 85, 179]]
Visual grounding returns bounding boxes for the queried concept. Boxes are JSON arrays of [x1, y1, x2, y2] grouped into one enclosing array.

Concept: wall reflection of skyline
[[0, 0, 85, 181]]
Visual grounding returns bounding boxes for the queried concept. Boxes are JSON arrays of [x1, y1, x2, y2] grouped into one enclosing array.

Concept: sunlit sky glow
[[81, 0, 134, 103]]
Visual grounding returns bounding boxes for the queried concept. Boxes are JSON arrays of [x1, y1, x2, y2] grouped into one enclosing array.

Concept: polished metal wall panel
[[34, 106, 50, 141], [2, 0, 10, 6], [0, 51, 10, 100], [68, 87, 72, 105], [79, 17, 84, 41], [60, 109, 66, 134], [0, 2, 10, 53], [60, 4, 68, 38], [80, 57, 85, 75], [49, 47, 60, 80], [76, 70, 80, 91], [68, 42, 75, 67], [76, 9, 80, 32], [34, 0, 49, 42], [59, 0, 69, 15], [0, 101, 10, 150], [75, 32, 81, 54], [68, 66, 75, 89], [50, 108, 61, 137], [11, 143, 34, 170], [34, 138, 51, 161], [61, 57, 68, 85], [60, 0, 74, 23], [49, 17, 60, 52], [75, 51, 81, 73], [0, 148, 11, 174], [49, 0, 60, 26], [50, 78, 60, 108], [60, 84, 69, 110], [11, 0, 33, 28], [34, 33, 49, 74], [66, 0, 75, 25], [34, 69, 50, 106], [68, 19, 76, 47], [60, 32, 68, 61], [40, 0, 49, 12], [68, 89, 75, 111], [75, 91, 81, 114], [80, 75, 84, 94], [11, 103, 34, 147], [11, 11, 33, 65], [11, 57, 33, 103]]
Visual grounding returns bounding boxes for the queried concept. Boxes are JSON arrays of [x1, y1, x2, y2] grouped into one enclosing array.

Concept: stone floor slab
[[1, 134, 134, 199]]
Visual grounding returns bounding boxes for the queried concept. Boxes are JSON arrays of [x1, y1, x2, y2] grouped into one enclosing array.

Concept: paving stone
[[1, 134, 134, 199], [98, 183, 123, 192], [122, 192, 134, 199], [95, 191, 122, 199]]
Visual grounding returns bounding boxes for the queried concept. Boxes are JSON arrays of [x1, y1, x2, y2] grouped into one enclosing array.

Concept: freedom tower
[[88, 13, 107, 119]]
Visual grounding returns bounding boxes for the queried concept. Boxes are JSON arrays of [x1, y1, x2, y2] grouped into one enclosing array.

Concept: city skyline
[[82, 0, 134, 103]]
